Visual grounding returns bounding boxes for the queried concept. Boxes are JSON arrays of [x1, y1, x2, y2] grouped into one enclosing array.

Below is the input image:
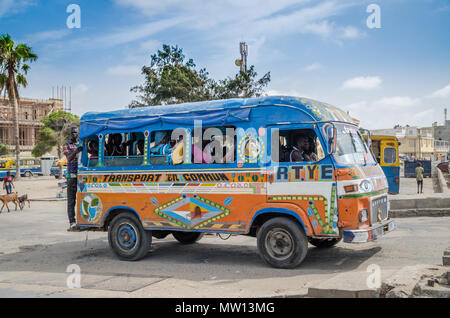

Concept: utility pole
[[235, 42, 248, 73]]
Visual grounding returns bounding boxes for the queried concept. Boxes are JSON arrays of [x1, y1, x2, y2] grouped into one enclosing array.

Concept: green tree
[[0, 142, 10, 156], [33, 111, 79, 178], [0, 34, 38, 179], [130, 45, 216, 107], [31, 127, 57, 158], [215, 65, 271, 99], [129, 44, 271, 107]]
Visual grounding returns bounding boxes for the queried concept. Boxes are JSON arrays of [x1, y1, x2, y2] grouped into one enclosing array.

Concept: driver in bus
[[290, 133, 314, 162]]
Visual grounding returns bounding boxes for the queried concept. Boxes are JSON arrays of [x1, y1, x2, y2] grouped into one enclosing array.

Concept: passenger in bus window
[[137, 139, 145, 155], [87, 140, 99, 157], [171, 135, 184, 165], [150, 132, 172, 155], [111, 134, 126, 156], [290, 133, 312, 162], [306, 136, 319, 162]]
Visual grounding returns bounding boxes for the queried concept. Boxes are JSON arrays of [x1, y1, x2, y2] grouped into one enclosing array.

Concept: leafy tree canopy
[[32, 111, 79, 158], [130, 44, 271, 107]]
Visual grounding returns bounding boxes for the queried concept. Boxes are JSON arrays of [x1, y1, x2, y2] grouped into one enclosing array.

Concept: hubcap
[[117, 224, 137, 250], [265, 228, 294, 261]]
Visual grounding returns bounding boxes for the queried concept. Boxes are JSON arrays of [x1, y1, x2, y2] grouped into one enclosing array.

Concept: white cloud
[[139, 39, 161, 52], [0, 0, 34, 18], [430, 84, 450, 98], [305, 62, 322, 71], [26, 29, 70, 43], [377, 96, 420, 108], [339, 26, 364, 39], [344, 96, 426, 129], [106, 65, 141, 76], [341, 76, 382, 90], [114, 0, 358, 42]]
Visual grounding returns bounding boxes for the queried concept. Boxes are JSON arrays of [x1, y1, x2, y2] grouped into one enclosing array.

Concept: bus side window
[[275, 129, 322, 163], [150, 130, 185, 165], [192, 126, 236, 164], [103, 132, 144, 167], [85, 136, 100, 167]]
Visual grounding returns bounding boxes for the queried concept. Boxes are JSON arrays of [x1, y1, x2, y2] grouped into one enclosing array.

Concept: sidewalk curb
[[390, 208, 450, 218]]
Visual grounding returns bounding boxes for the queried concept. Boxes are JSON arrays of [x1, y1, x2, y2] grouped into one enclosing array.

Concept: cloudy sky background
[[1, 0, 450, 129]]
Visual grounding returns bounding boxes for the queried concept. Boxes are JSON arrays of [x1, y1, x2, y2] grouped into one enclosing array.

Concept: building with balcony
[[370, 126, 436, 160], [0, 96, 63, 154]]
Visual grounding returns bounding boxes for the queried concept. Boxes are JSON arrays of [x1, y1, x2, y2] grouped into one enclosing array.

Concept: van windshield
[[334, 124, 376, 165]]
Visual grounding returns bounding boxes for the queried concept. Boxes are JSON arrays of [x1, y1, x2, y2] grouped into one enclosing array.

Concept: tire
[[172, 231, 204, 244], [257, 217, 308, 269], [308, 237, 341, 248], [24, 171, 32, 177], [108, 213, 151, 261]]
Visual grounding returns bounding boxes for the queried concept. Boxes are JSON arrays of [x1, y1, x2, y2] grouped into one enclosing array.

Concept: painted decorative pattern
[[153, 195, 231, 230], [268, 183, 338, 235]]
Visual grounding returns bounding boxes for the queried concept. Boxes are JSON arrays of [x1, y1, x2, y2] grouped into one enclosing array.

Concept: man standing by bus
[[64, 126, 83, 229]]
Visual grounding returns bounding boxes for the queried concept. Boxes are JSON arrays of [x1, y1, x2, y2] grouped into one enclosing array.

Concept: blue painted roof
[[80, 96, 355, 138]]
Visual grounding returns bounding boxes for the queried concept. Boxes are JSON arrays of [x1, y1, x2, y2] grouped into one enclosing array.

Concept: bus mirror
[[328, 127, 337, 154]]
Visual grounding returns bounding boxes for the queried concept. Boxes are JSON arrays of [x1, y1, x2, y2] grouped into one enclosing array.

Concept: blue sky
[[1, 0, 450, 129]]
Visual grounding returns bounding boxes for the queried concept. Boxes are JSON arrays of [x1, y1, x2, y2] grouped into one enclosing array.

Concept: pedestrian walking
[[63, 126, 83, 230], [2, 171, 15, 194], [415, 162, 424, 194]]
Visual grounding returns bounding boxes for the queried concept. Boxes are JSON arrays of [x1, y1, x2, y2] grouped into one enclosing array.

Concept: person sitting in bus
[[87, 140, 99, 157], [290, 133, 314, 162], [137, 139, 145, 155], [169, 135, 184, 165], [150, 133, 172, 156], [305, 136, 319, 162]]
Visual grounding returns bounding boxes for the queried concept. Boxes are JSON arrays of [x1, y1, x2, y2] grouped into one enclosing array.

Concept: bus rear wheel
[[308, 237, 341, 248], [108, 213, 151, 261], [24, 171, 32, 177], [172, 232, 203, 244], [257, 217, 308, 269]]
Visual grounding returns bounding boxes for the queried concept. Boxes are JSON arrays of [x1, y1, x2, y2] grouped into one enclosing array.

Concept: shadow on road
[[0, 236, 382, 281]]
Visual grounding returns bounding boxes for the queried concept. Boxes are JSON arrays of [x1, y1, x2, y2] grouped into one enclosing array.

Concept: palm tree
[[0, 34, 38, 180]]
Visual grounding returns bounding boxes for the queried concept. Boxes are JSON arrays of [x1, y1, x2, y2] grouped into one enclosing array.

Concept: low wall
[[390, 196, 450, 210], [437, 168, 450, 194]]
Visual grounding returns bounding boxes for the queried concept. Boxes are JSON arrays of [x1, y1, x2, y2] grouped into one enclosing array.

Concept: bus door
[[267, 124, 339, 236], [380, 139, 399, 194]]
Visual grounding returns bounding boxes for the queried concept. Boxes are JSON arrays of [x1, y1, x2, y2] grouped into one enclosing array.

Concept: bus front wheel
[[172, 232, 203, 244], [108, 213, 151, 261], [257, 217, 308, 269]]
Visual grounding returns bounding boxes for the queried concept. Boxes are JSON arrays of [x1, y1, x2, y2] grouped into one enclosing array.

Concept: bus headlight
[[359, 180, 373, 193]]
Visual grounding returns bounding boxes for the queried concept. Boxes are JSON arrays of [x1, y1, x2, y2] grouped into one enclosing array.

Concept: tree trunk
[[8, 73, 21, 180]]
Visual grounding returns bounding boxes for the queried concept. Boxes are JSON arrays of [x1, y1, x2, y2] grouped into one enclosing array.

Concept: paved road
[[0, 201, 449, 297]]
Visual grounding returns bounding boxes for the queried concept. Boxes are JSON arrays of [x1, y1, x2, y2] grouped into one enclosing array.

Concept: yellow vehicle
[[0, 157, 42, 178], [363, 135, 400, 194]]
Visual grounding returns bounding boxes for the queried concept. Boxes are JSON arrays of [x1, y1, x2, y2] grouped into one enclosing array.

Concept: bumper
[[342, 219, 396, 243]]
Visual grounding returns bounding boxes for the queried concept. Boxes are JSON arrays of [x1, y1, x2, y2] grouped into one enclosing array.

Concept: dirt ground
[[6, 176, 64, 200]]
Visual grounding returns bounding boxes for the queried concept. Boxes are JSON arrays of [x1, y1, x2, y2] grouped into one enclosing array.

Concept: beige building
[[370, 126, 437, 160], [0, 96, 63, 154]]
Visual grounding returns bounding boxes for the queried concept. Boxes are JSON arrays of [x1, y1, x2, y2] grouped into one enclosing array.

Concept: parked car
[[50, 159, 67, 179], [437, 162, 449, 174]]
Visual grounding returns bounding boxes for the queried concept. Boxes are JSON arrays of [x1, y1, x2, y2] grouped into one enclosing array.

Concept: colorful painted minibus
[[74, 96, 396, 268], [0, 157, 41, 178], [363, 135, 400, 195]]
